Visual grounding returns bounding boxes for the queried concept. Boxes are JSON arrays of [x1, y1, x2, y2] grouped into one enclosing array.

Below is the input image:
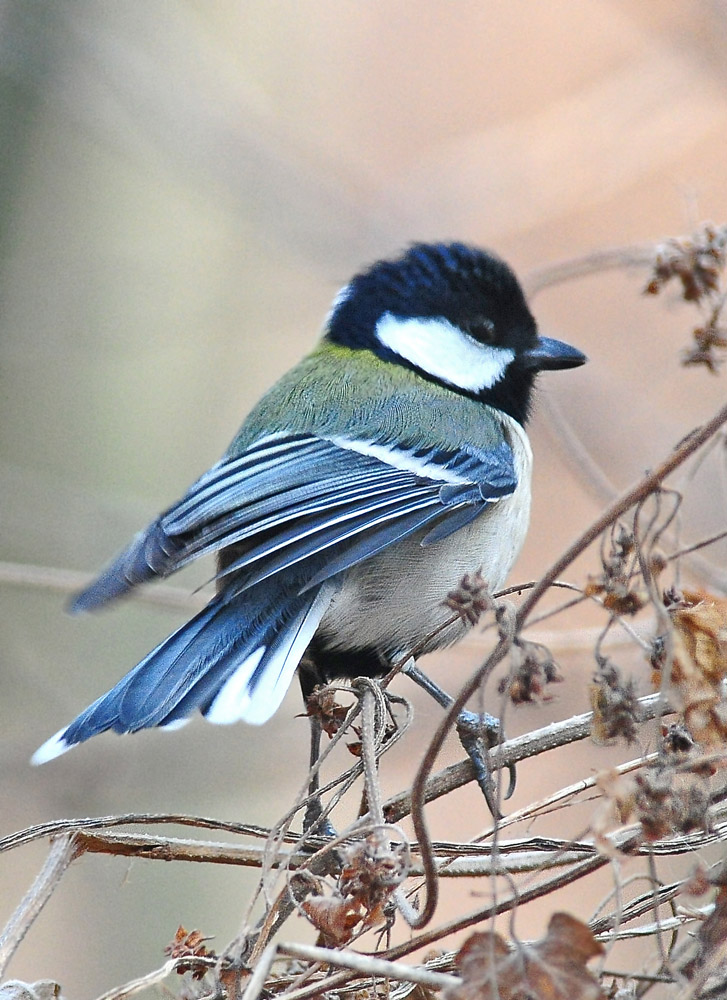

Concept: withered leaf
[[444, 912, 604, 1000], [301, 894, 362, 945], [662, 589, 727, 747], [304, 685, 350, 738]]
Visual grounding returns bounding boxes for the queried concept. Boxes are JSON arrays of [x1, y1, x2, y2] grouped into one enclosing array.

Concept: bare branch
[[0, 561, 206, 611], [0, 835, 78, 978]]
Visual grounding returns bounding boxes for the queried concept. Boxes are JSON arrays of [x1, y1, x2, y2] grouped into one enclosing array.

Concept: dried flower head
[[683, 321, 727, 372], [595, 758, 712, 846], [301, 831, 408, 944], [303, 684, 350, 738], [645, 223, 727, 303], [590, 658, 639, 745], [443, 570, 494, 627], [585, 525, 647, 616], [165, 926, 215, 980], [645, 223, 727, 371], [499, 640, 562, 704]]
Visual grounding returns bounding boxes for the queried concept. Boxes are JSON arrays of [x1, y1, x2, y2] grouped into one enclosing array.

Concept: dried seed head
[[645, 223, 727, 303], [443, 570, 494, 627], [499, 640, 561, 704], [164, 926, 215, 981], [586, 526, 646, 616], [590, 657, 639, 745]]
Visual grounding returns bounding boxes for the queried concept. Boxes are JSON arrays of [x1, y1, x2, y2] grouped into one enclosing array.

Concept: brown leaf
[[662, 589, 727, 747], [304, 685, 350, 738], [443, 913, 604, 1000], [301, 894, 363, 945]]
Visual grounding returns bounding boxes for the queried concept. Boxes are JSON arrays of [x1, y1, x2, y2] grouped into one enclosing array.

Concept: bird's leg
[[299, 659, 338, 836], [402, 659, 516, 816], [301, 709, 336, 835]]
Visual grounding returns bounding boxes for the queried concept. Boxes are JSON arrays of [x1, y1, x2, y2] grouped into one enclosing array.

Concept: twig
[[21, 826, 598, 877], [515, 401, 727, 629], [668, 527, 727, 562], [72, 830, 297, 868], [494, 579, 583, 599], [0, 834, 78, 977], [524, 244, 655, 297], [474, 752, 659, 841], [0, 812, 288, 856], [383, 692, 670, 825], [92, 956, 216, 1000], [0, 561, 206, 611], [406, 615, 517, 928], [353, 677, 388, 825], [277, 941, 461, 989]]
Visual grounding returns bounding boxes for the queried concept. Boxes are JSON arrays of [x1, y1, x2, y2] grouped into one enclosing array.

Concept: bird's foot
[[455, 709, 516, 818]]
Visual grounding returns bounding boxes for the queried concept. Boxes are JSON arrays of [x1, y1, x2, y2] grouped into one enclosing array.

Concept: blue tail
[[32, 582, 333, 763]]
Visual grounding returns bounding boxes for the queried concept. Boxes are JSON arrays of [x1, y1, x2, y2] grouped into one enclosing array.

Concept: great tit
[[33, 242, 585, 766]]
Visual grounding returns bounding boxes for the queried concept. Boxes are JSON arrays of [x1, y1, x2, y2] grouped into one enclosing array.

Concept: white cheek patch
[[375, 314, 514, 392]]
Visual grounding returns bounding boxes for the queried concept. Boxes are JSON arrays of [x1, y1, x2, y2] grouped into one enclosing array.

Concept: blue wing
[[34, 431, 516, 761], [72, 431, 517, 610]]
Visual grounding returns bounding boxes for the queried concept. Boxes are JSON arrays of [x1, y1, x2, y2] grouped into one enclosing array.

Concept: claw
[[403, 660, 514, 817], [455, 710, 516, 816]]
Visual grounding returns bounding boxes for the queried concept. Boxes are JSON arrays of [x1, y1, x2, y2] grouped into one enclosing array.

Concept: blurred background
[[2, 0, 727, 994]]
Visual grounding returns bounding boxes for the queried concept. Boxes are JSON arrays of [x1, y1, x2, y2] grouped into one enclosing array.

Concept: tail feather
[[32, 582, 333, 764], [205, 583, 334, 726], [116, 598, 260, 730]]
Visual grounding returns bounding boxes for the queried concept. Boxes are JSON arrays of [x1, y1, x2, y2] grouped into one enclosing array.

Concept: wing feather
[[72, 431, 517, 613]]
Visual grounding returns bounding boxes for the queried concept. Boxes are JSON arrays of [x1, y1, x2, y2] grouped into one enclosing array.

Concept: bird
[[32, 242, 586, 784]]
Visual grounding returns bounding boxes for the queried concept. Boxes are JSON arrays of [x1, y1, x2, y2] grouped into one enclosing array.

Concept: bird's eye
[[466, 318, 496, 343]]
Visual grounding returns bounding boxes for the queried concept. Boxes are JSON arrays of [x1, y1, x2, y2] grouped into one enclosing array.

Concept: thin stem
[[524, 244, 655, 298], [516, 402, 727, 630], [0, 560, 205, 611], [0, 834, 78, 977]]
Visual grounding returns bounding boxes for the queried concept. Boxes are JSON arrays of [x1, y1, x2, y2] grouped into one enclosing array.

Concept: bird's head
[[325, 242, 586, 425]]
